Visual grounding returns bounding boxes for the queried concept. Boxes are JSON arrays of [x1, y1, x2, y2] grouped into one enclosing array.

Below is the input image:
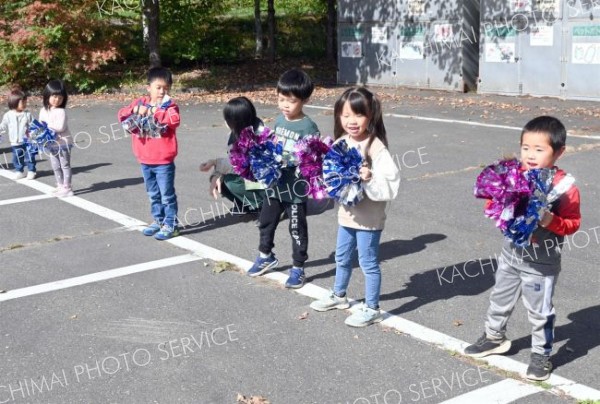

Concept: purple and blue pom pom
[[323, 139, 364, 206], [474, 158, 556, 247], [295, 135, 333, 199], [26, 119, 57, 154]]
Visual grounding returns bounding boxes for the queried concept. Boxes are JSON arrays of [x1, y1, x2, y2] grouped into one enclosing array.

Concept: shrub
[[0, 0, 121, 91]]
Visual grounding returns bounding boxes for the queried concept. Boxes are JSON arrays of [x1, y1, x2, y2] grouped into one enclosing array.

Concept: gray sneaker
[[464, 333, 511, 358], [310, 291, 350, 312], [344, 304, 383, 327], [525, 353, 553, 381]]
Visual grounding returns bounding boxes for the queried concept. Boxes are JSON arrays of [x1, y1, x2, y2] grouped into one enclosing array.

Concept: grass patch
[[533, 381, 552, 390]]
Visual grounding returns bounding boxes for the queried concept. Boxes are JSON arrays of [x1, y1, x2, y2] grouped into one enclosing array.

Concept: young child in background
[[247, 69, 320, 289], [0, 86, 35, 180], [310, 87, 400, 327], [464, 116, 581, 381], [117, 67, 181, 240], [199, 96, 264, 215], [40, 80, 74, 197]]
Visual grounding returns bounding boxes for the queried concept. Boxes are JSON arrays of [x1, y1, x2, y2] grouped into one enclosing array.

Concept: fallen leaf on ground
[[236, 393, 270, 403], [298, 312, 309, 320], [213, 261, 240, 274], [453, 320, 464, 327], [0, 289, 6, 293], [70, 315, 78, 320]]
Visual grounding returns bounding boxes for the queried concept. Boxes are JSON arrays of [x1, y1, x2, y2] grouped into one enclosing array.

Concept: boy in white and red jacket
[[118, 67, 181, 240], [465, 116, 581, 382]]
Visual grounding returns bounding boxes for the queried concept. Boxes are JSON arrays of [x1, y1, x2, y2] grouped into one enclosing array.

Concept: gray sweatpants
[[49, 147, 72, 188], [485, 256, 558, 356]]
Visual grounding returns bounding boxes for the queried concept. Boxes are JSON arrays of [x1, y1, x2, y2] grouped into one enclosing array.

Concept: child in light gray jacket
[[0, 87, 35, 180]]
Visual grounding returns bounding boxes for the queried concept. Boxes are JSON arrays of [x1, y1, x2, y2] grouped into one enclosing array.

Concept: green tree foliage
[[224, 0, 326, 15], [0, 0, 121, 91], [159, 0, 227, 64], [0, 0, 330, 91]]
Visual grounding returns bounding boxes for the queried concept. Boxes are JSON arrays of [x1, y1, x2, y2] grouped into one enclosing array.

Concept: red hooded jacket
[[118, 96, 180, 165]]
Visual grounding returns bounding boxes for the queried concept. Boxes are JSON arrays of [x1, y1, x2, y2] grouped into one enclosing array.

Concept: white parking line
[[0, 254, 203, 302], [306, 105, 600, 140], [0, 194, 54, 206], [438, 379, 543, 404], [2, 163, 599, 401]]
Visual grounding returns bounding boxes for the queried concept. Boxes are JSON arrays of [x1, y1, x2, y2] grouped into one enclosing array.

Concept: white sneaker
[[310, 290, 350, 312], [51, 185, 63, 194], [12, 171, 26, 180], [55, 187, 74, 197], [26, 171, 37, 180], [344, 303, 383, 327]]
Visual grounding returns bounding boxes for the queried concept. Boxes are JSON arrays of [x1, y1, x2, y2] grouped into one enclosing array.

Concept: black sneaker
[[464, 333, 511, 358], [526, 353, 552, 381]]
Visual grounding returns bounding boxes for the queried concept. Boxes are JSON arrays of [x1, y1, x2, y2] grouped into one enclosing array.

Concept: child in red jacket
[[118, 67, 181, 240]]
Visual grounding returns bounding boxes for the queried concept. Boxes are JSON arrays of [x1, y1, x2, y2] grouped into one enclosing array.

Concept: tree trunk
[[142, 0, 161, 67], [267, 0, 276, 63], [254, 0, 263, 58], [326, 0, 336, 62]]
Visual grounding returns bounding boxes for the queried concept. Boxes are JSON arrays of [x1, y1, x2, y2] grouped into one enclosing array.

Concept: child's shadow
[[506, 304, 600, 370], [76, 176, 144, 195], [180, 198, 335, 236], [381, 258, 498, 315], [179, 210, 259, 235], [305, 233, 447, 282]]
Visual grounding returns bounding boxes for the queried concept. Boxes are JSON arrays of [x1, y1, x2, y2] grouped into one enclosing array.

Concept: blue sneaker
[[142, 222, 161, 236], [247, 254, 278, 277], [154, 225, 180, 240], [285, 267, 305, 289]]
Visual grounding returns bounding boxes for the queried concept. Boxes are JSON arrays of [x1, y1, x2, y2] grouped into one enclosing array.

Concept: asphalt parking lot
[[0, 90, 599, 403]]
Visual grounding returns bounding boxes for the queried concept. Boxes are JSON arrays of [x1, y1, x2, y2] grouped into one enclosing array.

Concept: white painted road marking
[[0, 254, 203, 302], [2, 115, 600, 401], [438, 379, 543, 404], [306, 105, 600, 140], [0, 194, 54, 206]]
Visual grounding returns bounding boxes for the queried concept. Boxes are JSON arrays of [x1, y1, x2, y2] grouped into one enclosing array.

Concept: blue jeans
[[333, 226, 382, 309], [12, 145, 36, 172], [141, 163, 178, 228]]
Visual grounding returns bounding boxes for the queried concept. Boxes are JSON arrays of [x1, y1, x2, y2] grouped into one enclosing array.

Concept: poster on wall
[[433, 24, 454, 42], [572, 43, 600, 64], [399, 41, 424, 60], [530, 26, 553, 46], [341, 41, 362, 58], [572, 25, 600, 63], [534, 0, 560, 13], [371, 27, 388, 44], [408, 0, 425, 15], [485, 42, 516, 63], [511, 0, 532, 12]]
